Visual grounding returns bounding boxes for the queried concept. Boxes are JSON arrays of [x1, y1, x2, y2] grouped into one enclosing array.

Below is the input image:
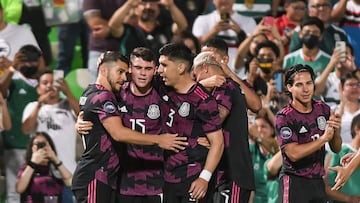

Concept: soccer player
[[192, 51, 255, 203], [275, 64, 342, 203], [156, 43, 224, 202], [72, 51, 187, 203]]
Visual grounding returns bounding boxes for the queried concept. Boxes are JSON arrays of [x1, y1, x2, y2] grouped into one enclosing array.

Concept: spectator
[[232, 0, 280, 22], [331, 0, 360, 67], [275, 64, 342, 202], [172, 30, 201, 55], [283, 17, 330, 77], [336, 71, 360, 145], [71, 51, 187, 202], [0, 3, 39, 61], [192, 51, 255, 202], [325, 114, 360, 202], [0, 93, 10, 131], [82, 0, 126, 82], [247, 40, 281, 96], [0, 45, 42, 203], [314, 42, 356, 109], [248, 112, 279, 202], [289, 0, 348, 56], [109, 0, 188, 57], [264, 151, 282, 203], [21, 69, 80, 203], [56, 18, 89, 76], [234, 26, 268, 79], [16, 132, 72, 203], [274, 0, 307, 53], [192, 0, 257, 69], [156, 43, 224, 202]]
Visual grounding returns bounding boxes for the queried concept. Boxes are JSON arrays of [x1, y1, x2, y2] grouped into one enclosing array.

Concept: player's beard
[[107, 76, 121, 94]]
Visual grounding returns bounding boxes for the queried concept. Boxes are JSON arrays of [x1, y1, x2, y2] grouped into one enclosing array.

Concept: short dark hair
[[351, 114, 360, 138], [285, 64, 315, 86], [159, 43, 194, 72], [340, 70, 360, 87], [97, 51, 129, 69], [254, 40, 280, 58], [301, 16, 324, 34], [130, 47, 157, 65], [203, 38, 229, 55], [36, 68, 53, 81], [346, 42, 354, 56], [18, 44, 42, 62], [285, 0, 307, 5], [25, 132, 57, 163]]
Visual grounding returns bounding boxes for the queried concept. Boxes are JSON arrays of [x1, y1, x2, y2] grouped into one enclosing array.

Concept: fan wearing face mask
[[283, 17, 331, 77], [246, 40, 281, 97]]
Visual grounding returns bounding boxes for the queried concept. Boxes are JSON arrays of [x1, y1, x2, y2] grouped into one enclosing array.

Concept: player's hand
[[199, 75, 226, 88], [189, 178, 208, 200], [158, 134, 187, 152], [197, 137, 210, 149], [76, 111, 93, 135]]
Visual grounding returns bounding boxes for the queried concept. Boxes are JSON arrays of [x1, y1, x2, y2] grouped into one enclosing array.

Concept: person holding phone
[[22, 69, 80, 203], [16, 132, 72, 203]]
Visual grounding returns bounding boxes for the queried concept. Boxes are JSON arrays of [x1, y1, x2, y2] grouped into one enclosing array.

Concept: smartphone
[[53, 70, 64, 87], [263, 16, 274, 26], [36, 142, 46, 149], [273, 71, 283, 93], [220, 13, 230, 22], [335, 41, 346, 62]]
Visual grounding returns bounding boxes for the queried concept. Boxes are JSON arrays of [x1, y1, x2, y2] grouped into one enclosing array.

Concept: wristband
[[27, 161, 38, 169], [199, 169, 212, 182], [54, 161, 63, 169]]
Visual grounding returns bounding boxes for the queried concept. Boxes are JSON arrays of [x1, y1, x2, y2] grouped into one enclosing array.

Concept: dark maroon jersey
[[155, 79, 222, 183], [275, 100, 330, 179], [72, 84, 122, 190], [117, 82, 164, 196]]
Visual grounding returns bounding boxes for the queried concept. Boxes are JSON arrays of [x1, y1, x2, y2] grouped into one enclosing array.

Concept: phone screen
[[273, 72, 283, 93]]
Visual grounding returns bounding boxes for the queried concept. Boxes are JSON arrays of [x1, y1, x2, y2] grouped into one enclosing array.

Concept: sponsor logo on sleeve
[[280, 127, 292, 139], [79, 96, 87, 105], [103, 101, 116, 113]]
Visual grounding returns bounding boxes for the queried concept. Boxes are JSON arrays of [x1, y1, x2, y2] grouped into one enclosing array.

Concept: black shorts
[[73, 179, 117, 203], [117, 194, 163, 203], [163, 176, 200, 203], [278, 175, 329, 203], [211, 181, 251, 203]]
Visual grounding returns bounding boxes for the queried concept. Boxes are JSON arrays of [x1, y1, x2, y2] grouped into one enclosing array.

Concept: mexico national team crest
[[147, 104, 160, 119], [317, 116, 326, 130], [179, 102, 190, 117]]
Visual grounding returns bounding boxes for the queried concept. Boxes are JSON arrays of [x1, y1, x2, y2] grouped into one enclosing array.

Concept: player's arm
[[284, 124, 335, 162], [189, 129, 224, 200], [102, 116, 187, 152], [328, 111, 342, 153]]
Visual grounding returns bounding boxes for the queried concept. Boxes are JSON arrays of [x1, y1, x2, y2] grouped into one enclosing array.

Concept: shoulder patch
[[103, 101, 116, 113], [280, 127, 292, 139], [79, 96, 87, 105]]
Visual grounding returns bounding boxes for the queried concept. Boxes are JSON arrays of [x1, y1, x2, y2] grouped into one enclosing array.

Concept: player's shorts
[[211, 181, 251, 203], [73, 179, 117, 203], [117, 194, 163, 203], [278, 175, 329, 203]]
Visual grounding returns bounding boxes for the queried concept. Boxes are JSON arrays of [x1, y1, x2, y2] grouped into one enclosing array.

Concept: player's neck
[[173, 76, 196, 94], [291, 100, 312, 113], [130, 82, 152, 96]]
